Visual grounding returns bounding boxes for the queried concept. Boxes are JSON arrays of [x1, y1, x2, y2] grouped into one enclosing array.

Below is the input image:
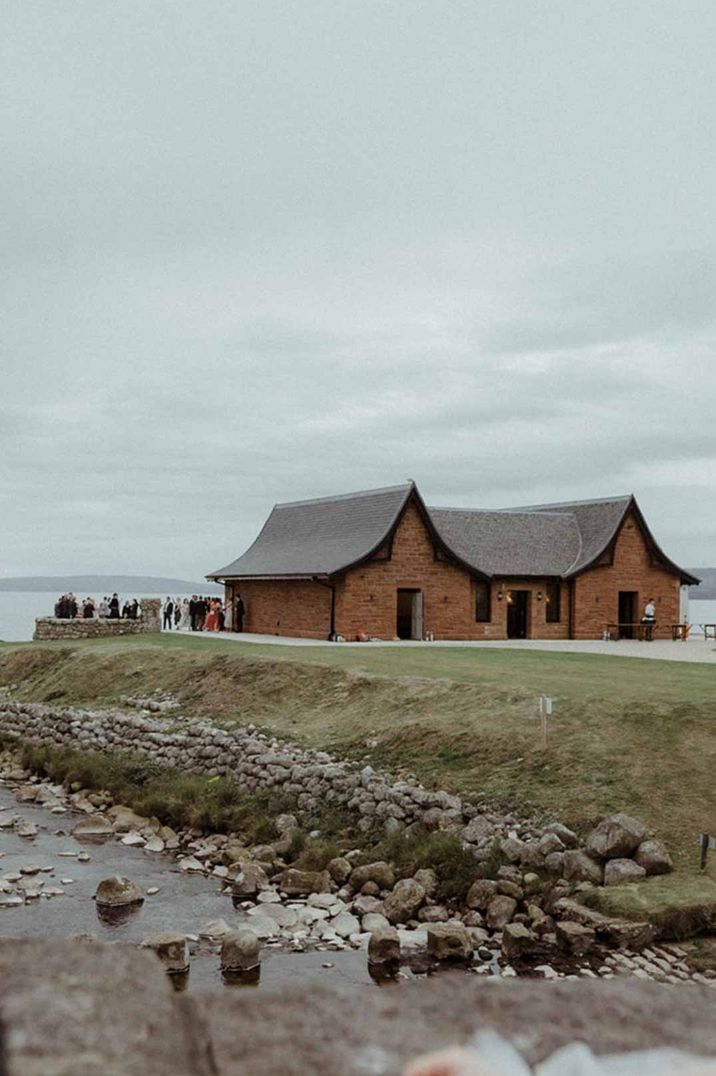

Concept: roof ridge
[[275, 483, 413, 510], [506, 494, 633, 511], [430, 505, 575, 518]]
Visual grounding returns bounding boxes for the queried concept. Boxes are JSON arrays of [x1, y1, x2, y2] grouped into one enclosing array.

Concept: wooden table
[[606, 622, 656, 641]]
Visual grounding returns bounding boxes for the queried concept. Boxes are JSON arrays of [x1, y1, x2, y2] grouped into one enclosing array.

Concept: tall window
[[475, 581, 491, 622], [545, 582, 561, 623]]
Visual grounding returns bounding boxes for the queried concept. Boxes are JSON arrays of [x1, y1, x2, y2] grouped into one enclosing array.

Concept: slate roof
[[209, 485, 698, 584], [208, 484, 413, 579]]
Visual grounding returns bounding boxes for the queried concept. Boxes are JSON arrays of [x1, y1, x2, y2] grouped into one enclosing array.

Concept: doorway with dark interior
[[618, 590, 638, 639], [396, 589, 423, 640], [506, 590, 530, 639]]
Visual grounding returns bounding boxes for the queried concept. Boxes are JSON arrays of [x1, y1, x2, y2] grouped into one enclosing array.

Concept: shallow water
[[0, 784, 384, 993]]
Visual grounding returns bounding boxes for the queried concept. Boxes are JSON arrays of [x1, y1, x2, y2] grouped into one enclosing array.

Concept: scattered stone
[[426, 922, 472, 963], [95, 876, 144, 909], [121, 832, 146, 847], [200, 919, 231, 939], [604, 858, 647, 886], [561, 850, 604, 885], [486, 895, 517, 930], [466, 879, 498, 911], [383, 879, 426, 924], [585, 814, 648, 860], [349, 862, 396, 891], [327, 857, 353, 885], [143, 836, 165, 853], [556, 920, 595, 956], [367, 925, 400, 966], [141, 932, 189, 975], [634, 839, 674, 876], [501, 922, 537, 964], [221, 929, 261, 972], [231, 862, 269, 901], [280, 868, 331, 897], [72, 815, 114, 842]]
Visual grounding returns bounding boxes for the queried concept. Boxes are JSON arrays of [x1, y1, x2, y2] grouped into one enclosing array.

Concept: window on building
[[475, 581, 491, 622], [545, 582, 561, 623]]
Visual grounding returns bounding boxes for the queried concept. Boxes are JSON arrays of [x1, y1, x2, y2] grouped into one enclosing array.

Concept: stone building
[[208, 483, 697, 641]]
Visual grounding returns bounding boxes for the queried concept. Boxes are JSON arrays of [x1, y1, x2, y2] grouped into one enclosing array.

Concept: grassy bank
[[1, 634, 715, 881]]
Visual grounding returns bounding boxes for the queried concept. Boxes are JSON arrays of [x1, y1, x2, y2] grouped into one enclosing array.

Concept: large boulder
[[584, 814, 648, 860], [486, 895, 517, 930], [106, 805, 151, 834], [466, 878, 498, 910], [555, 920, 595, 956], [231, 862, 269, 902], [634, 839, 674, 876], [561, 849, 604, 885], [72, 815, 114, 842], [140, 932, 189, 975], [501, 922, 537, 964], [426, 922, 472, 963], [327, 857, 353, 885], [349, 862, 395, 891], [413, 868, 439, 899], [460, 816, 494, 844], [382, 879, 426, 924], [221, 929, 261, 972], [544, 822, 579, 848], [280, 868, 331, 897], [604, 858, 647, 887], [95, 876, 143, 909], [367, 925, 400, 966]]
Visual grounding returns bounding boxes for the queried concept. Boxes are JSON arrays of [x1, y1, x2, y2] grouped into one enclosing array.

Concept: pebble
[[147, 887, 160, 896], [77, 853, 91, 863]]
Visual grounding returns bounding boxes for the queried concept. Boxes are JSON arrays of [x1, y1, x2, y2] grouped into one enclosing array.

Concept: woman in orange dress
[[204, 599, 217, 632]]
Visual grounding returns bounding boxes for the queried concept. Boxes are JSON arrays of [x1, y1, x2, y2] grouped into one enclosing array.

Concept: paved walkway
[[173, 629, 716, 663]]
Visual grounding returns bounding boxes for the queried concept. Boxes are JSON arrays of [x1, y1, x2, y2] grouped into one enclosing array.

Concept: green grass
[[1, 634, 715, 884], [583, 875, 716, 938]]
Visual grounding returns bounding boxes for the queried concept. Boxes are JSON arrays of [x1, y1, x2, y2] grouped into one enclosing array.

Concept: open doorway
[[396, 589, 423, 640], [618, 591, 638, 638], [506, 590, 530, 639]]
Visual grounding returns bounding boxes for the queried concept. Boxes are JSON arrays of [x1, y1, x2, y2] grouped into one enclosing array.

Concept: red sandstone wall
[[334, 505, 480, 640], [572, 514, 681, 639], [229, 580, 332, 639]]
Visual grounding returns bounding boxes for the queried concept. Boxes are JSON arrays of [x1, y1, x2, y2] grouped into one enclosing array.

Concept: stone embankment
[[32, 598, 161, 640], [0, 698, 672, 887]]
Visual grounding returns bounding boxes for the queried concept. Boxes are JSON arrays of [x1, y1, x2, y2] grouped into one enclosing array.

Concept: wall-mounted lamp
[[497, 589, 504, 601], [506, 592, 513, 605], [536, 591, 543, 602]]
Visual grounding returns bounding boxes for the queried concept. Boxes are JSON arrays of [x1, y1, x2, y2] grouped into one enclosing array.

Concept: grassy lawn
[[1, 634, 715, 890]]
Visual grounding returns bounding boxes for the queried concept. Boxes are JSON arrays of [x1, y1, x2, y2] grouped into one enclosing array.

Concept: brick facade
[[223, 504, 682, 642], [571, 512, 681, 639]]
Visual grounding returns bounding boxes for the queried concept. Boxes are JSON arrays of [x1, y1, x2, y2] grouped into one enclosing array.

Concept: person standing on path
[[162, 597, 174, 630], [641, 597, 656, 641], [234, 593, 245, 633]]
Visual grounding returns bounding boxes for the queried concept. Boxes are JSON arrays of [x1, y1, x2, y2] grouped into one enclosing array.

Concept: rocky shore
[[0, 719, 711, 988]]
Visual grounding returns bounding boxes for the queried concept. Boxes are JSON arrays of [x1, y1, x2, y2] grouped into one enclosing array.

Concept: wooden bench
[[702, 623, 716, 640], [605, 622, 656, 641]]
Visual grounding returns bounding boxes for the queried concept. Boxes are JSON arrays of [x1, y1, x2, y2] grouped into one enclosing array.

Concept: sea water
[[0, 592, 195, 642]]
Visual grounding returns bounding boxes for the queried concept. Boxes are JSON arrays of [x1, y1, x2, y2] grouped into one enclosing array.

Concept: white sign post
[[539, 695, 553, 749]]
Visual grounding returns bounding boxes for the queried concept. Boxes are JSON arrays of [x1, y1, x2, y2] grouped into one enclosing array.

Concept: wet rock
[[332, 912, 361, 938], [382, 879, 426, 924], [426, 922, 472, 963], [604, 858, 647, 886], [231, 862, 269, 901], [249, 904, 298, 929], [634, 839, 674, 876], [141, 932, 189, 975], [352, 895, 383, 916], [466, 878, 498, 910], [280, 868, 331, 897], [199, 919, 231, 939], [144, 836, 165, 853], [178, 856, 204, 873], [72, 815, 114, 842], [95, 876, 144, 909], [0, 894, 24, 908], [367, 925, 400, 966], [221, 929, 261, 971], [556, 920, 595, 956], [585, 814, 648, 861], [501, 922, 537, 964], [15, 821, 38, 839], [121, 832, 146, 847], [349, 861, 395, 891], [327, 857, 353, 885], [107, 805, 151, 833], [562, 849, 604, 885], [486, 895, 517, 930]]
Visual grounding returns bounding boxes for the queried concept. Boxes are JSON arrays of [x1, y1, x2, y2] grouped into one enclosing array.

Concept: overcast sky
[[2, 1, 715, 579]]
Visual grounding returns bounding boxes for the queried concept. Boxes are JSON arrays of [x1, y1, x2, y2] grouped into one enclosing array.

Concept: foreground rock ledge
[[2, 940, 716, 1076]]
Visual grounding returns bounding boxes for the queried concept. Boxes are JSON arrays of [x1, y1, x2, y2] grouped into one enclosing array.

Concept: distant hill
[[0, 575, 223, 595], [689, 570, 716, 600]]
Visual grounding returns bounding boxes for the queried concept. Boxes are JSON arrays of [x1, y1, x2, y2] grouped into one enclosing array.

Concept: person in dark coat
[[234, 594, 245, 633], [83, 598, 95, 619], [189, 596, 197, 630], [67, 593, 78, 619], [162, 598, 174, 630], [131, 598, 140, 620], [109, 593, 120, 619], [195, 597, 206, 630], [54, 596, 63, 618]]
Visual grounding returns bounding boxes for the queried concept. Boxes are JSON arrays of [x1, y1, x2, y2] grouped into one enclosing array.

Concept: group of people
[[161, 594, 245, 633], [53, 593, 140, 620]]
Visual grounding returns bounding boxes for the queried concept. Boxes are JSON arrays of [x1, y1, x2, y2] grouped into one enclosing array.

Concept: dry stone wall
[[0, 698, 538, 853], [33, 598, 161, 641]]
